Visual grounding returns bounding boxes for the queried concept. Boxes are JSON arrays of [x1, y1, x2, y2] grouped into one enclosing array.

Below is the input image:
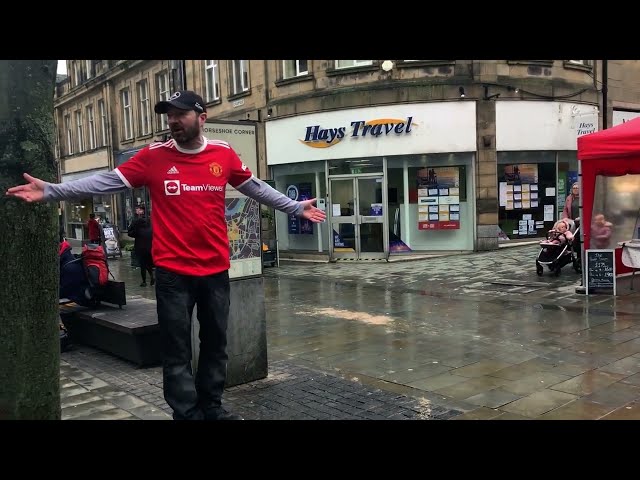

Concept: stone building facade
[[52, 60, 640, 260]]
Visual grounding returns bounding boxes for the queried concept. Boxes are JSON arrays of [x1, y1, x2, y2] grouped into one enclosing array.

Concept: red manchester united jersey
[[115, 137, 253, 276]]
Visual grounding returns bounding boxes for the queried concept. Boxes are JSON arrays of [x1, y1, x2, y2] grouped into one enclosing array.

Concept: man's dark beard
[[171, 118, 200, 144]]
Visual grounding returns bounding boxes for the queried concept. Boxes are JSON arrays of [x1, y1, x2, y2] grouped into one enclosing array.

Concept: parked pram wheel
[[554, 265, 562, 277], [536, 262, 543, 276]]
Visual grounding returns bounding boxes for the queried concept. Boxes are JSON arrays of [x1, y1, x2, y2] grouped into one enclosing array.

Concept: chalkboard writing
[[586, 249, 616, 295]]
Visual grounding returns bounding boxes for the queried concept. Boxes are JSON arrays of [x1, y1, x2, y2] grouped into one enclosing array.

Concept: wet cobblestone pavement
[[62, 346, 464, 420], [60, 244, 640, 420]]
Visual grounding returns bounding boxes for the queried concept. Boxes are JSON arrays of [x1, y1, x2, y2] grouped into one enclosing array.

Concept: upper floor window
[[86, 104, 96, 150], [64, 114, 73, 155], [283, 60, 308, 79], [137, 79, 151, 136], [156, 71, 169, 131], [121, 88, 133, 140], [568, 60, 589, 65], [98, 99, 107, 146], [231, 60, 249, 95], [335, 60, 372, 69], [71, 60, 89, 87], [75, 110, 84, 153], [205, 60, 220, 102], [73, 62, 81, 87]]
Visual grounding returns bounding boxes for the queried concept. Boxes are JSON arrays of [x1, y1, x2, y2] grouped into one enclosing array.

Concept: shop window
[[387, 152, 474, 252], [65, 198, 92, 240], [271, 161, 327, 253], [557, 151, 578, 217], [497, 151, 556, 240], [120, 187, 151, 232]]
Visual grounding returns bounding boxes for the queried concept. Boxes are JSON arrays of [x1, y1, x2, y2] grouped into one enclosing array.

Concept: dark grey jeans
[[155, 267, 230, 420]]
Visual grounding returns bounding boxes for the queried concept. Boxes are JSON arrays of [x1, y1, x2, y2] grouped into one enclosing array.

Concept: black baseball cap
[[154, 90, 206, 114]]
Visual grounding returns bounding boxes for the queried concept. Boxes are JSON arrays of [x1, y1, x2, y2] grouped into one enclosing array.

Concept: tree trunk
[[0, 60, 60, 419]]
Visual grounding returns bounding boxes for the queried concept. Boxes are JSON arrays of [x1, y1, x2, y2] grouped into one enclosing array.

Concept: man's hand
[[5, 173, 46, 203], [299, 198, 326, 223]]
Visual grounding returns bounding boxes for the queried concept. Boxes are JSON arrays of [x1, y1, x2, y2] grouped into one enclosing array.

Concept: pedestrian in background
[[87, 213, 101, 244], [127, 205, 154, 287], [6, 90, 326, 421]]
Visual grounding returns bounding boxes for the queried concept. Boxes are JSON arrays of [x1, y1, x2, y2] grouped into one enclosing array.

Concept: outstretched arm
[[235, 176, 326, 223], [6, 171, 129, 203]]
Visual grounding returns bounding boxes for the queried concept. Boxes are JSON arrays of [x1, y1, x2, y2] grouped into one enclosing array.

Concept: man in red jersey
[[7, 90, 326, 420]]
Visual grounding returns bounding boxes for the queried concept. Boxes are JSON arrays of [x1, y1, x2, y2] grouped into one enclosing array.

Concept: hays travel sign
[[300, 117, 415, 148]]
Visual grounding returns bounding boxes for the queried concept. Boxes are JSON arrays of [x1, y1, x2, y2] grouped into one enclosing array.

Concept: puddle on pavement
[[297, 307, 393, 326]]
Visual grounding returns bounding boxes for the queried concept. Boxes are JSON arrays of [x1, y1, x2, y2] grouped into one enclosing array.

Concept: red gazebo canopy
[[578, 116, 640, 163], [577, 117, 640, 270]]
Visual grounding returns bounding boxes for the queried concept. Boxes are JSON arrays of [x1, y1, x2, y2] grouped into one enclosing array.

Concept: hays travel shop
[[301, 116, 414, 148]]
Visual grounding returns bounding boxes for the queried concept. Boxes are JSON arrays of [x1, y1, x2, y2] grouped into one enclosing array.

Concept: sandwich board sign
[[586, 249, 616, 295]]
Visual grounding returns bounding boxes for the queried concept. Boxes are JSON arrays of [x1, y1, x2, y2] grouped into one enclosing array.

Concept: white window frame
[[64, 114, 73, 155], [75, 110, 84, 153], [73, 61, 82, 87], [282, 60, 308, 79], [231, 60, 250, 95], [86, 104, 96, 150], [335, 60, 373, 69], [98, 99, 107, 146], [205, 60, 220, 102], [156, 71, 169, 131], [121, 88, 133, 140], [138, 79, 151, 136]]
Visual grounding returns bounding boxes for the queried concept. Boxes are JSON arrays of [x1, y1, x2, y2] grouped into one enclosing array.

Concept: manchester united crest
[[209, 162, 223, 177]]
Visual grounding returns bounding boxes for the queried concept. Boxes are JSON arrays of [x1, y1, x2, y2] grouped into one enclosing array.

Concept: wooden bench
[[61, 296, 161, 367]]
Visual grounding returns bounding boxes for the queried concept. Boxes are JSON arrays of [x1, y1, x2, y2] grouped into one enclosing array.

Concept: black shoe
[[150, 278, 155, 286], [140, 282, 147, 287], [204, 407, 244, 421]]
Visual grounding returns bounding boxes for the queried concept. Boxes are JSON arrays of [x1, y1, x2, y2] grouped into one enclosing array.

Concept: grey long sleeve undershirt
[[43, 171, 305, 216]]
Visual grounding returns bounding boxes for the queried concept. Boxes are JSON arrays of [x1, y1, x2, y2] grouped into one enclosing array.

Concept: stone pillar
[[191, 276, 268, 387], [475, 99, 499, 251]]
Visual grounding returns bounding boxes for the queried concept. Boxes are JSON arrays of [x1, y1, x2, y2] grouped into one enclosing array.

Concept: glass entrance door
[[329, 176, 387, 260]]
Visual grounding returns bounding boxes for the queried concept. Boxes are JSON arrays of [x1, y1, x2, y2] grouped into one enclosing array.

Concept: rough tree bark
[[0, 60, 60, 419]]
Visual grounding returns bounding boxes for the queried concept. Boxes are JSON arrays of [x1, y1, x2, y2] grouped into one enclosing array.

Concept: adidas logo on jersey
[[167, 166, 179, 174]]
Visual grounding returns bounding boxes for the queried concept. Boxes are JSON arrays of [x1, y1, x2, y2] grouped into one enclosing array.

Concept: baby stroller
[[536, 218, 581, 277]]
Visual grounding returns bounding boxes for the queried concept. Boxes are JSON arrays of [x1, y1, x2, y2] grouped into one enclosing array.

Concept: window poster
[[500, 164, 540, 211], [417, 166, 461, 230], [502, 164, 539, 184], [287, 183, 313, 234]]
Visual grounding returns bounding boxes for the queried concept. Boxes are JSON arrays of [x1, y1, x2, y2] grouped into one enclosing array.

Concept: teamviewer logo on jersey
[[164, 180, 181, 195]]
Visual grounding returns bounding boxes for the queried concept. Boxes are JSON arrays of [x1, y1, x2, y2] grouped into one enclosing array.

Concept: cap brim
[[154, 100, 194, 114]]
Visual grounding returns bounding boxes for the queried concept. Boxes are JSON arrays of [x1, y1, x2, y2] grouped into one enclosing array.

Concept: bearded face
[[167, 108, 203, 145]]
